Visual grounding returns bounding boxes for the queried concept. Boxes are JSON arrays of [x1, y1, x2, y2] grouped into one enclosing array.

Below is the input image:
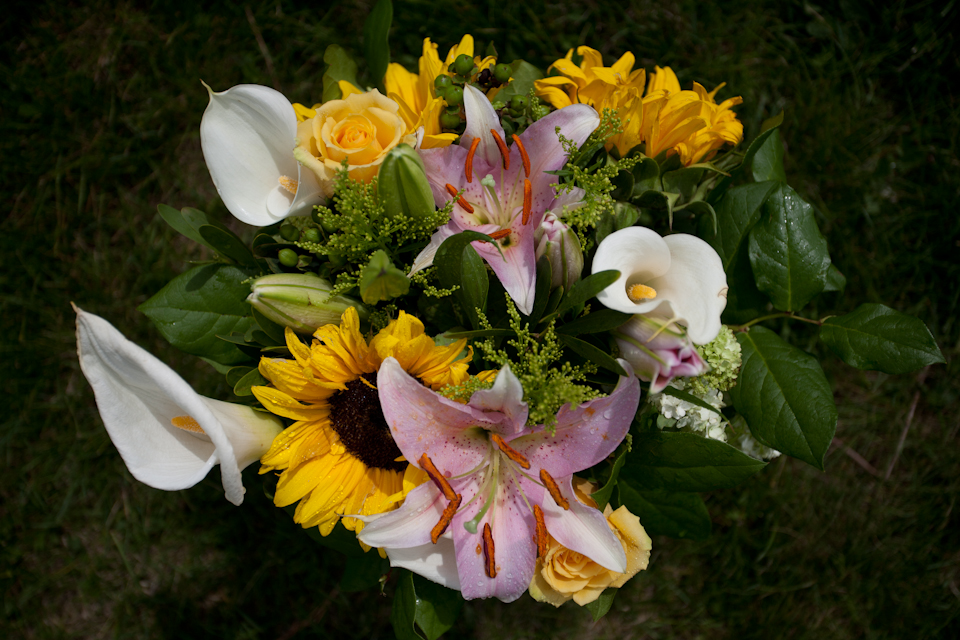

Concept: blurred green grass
[[2, 0, 958, 637]]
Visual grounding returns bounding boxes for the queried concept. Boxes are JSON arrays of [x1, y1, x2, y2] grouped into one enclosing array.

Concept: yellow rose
[[293, 89, 416, 196], [528, 478, 653, 607]]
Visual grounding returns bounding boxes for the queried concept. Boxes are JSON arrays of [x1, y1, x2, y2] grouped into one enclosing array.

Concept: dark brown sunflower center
[[328, 373, 405, 472]]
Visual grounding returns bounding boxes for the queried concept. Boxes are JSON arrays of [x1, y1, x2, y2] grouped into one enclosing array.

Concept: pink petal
[[377, 357, 491, 473], [466, 364, 529, 433], [541, 476, 627, 573], [519, 104, 599, 198], [471, 219, 539, 315], [513, 364, 640, 476]]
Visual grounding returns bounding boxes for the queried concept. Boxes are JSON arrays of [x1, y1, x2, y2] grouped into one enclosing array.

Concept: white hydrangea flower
[[731, 418, 782, 461], [651, 380, 727, 442], [689, 325, 742, 395]]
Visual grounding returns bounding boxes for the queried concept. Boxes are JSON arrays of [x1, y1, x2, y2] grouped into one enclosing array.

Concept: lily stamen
[[482, 522, 497, 578], [533, 504, 548, 558], [488, 228, 511, 241], [490, 433, 530, 469], [522, 179, 532, 225], [420, 453, 457, 501], [489, 129, 510, 170], [511, 134, 531, 178], [539, 468, 570, 510], [465, 137, 480, 183], [431, 494, 462, 544], [445, 183, 475, 213]]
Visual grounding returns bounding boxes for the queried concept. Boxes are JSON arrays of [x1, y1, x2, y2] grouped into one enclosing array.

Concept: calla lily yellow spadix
[[199, 82, 324, 226], [74, 305, 283, 505]]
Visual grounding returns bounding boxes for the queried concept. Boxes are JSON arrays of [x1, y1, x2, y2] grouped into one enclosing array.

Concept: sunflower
[[252, 307, 471, 539]]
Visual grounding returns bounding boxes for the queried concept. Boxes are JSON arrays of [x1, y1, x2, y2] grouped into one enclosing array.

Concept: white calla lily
[[592, 227, 728, 344], [200, 83, 324, 226], [74, 305, 283, 505]]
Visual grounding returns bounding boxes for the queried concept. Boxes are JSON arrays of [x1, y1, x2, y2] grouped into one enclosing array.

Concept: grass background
[[2, 0, 958, 637]]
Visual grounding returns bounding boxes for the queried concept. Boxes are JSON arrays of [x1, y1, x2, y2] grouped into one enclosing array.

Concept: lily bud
[[377, 144, 435, 220], [535, 213, 584, 290], [247, 273, 368, 333], [613, 314, 708, 393]]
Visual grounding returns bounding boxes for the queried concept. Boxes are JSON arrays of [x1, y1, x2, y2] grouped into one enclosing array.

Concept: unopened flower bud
[[614, 314, 708, 393], [535, 213, 584, 290], [377, 144, 435, 220], [247, 273, 369, 333]]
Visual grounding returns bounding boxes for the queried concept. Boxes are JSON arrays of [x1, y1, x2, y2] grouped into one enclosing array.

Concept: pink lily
[[412, 85, 599, 315], [357, 357, 641, 602]]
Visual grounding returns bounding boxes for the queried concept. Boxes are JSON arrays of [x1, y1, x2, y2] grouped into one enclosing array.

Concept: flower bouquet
[[74, 1, 944, 634]]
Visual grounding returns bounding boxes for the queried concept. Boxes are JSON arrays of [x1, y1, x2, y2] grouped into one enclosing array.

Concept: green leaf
[[591, 440, 630, 510], [322, 44, 360, 102], [340, 554, 389, 593], [378, 144, 435, 220], [225, 366, 253, 387], [820, 303, 944, 374], [617, 481, 711, 540], [443, 328, 515, 339], [706, 113, 783, 206], [823, 264, 847, 293], [158, 204, 208, 247], [730, 326, 837, 469], [494, 60, 544, 102], [198, 224, 258, 269], [233, 368, 268, 397], [751, 129, 787, 183], [391, 571, 463, 640], [434, 231, 498, 330], [620, 431, 766, 492], [700, 181, 778, 271], [721, 242, 769, 324], [558, 334, 627, 376], [631, 156, 660, 193], [139, 264, 256, 365], [459, 244, 489, 326], [362, 0, 392, 91], [556, 308, 632, 336], [661, 167, 704, 202], [749, 184, 831, 311], [527, 256, 552, 326], [251, 306, 286, 345], [678, 200, 717, 235], [584, 588, 618, 621], [359, 250, 410, 304], [554, 270, 620, 318]]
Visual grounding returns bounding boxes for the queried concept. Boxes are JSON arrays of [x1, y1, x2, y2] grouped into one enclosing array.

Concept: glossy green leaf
[[225, 365, 254, 387], [391, 571, 462, 640], [362, 0, 392, 91], [706, 112, 783, 205], [591, 440, 630, 510], [749, 184, 831, 311], [823, 264, 847, 293], [434, 231, 497, 330], [340, 554, 389, 593], [322, 44, 360, 102], [721, 242, 769, 324], [584, 588, 618, 621], [198, 224, 258, 269], [700, 181, 778, 271], [233, 368, 268, 397], [820, 303, 944, 374], [157, 203, 209, 247], [730, 326, 837, 469], [251, 306, 286, 345], [631, 156, 660, 193], [554, 269, 620, 318], [661, 167, 704, 201], [139, 264, 256, 365], [679, 200, 717, 235], [459, 244, 489, 327], [359, 250, 410, 304], [621, 431, 766, 492], [558, 334, 627, 376], [617, 481, 711, 540], [556, 308, 631, 336], [751, 128, 786, 182]]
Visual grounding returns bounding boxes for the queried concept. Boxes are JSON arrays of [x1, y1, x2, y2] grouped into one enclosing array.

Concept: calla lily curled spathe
[[592, 227, 728, 344], [357, 357, 640, 602], [200, 83, 324, 227], [74, 306, 284, 505]]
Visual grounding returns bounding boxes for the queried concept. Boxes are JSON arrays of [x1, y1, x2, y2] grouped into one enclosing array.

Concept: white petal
[[593, 226, 673, 315], [385, 536, 461, 591], [467, 364, 529, 434], [542, 477, 627, 573], [651, 234, 728, 344], [461, 84, 505, 167], [200, 83, 324, 226], [408, 223, 457, 276], [74, 306, 283, 505]]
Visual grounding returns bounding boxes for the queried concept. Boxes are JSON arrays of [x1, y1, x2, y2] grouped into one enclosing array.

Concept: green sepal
[[359, 250, 411, 304], [820, 303, 944, 374]]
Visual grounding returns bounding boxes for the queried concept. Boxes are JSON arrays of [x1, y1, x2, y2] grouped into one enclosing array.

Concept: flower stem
[[731, 312, 823, 331]]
